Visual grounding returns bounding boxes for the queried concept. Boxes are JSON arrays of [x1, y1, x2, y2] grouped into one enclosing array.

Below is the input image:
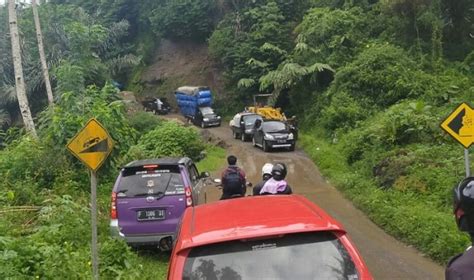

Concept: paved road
[[165, 115, 445, 279]]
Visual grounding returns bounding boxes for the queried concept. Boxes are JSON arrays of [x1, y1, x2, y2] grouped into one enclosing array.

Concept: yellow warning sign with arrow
[[441, 103, 474, 149], [66, 118, 114, 171]]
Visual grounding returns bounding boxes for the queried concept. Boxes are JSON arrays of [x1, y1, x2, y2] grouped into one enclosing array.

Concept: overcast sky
[[0, 1, 33, 5]]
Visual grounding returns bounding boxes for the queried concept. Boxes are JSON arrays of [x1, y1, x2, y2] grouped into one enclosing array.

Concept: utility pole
[[8, 0, 37, 137], [32, 0, 54, 105]]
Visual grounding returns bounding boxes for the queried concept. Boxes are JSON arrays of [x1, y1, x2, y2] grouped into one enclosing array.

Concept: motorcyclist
[[253, 163, 273, 195], [220, 155, 246, 199], [259, 162, 292, 195], [287, 115, 298, 141], [446, 177, 474, 280]]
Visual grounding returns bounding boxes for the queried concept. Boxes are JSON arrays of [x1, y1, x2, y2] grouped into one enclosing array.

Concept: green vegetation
[[0, 1, 229, 277], [0, 80, 221, 277], [125, 121, 206, 163], [1, 0, 473, 274], [196, 145, 226, 172], [300, 133, 470, 262], [127, 111, 162, 134], [149, 0, 217, 41], [206, 0, 474, 264]]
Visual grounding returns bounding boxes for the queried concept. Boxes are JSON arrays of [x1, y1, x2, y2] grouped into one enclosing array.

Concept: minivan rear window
[[183, 231, 358, 280], [117, 167, 184, 197]]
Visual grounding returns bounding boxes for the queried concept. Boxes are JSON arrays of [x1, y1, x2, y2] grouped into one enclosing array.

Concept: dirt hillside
[[139, 39, 225, 104]]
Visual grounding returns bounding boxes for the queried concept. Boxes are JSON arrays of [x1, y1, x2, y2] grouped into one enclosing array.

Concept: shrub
[[372, 150, 416, 189], [320, 91, 368, 131], [127, 111, 161, 134], [125, 121, 205, 162], [0, 137, 74, 205], [38, 84, 138, 175], [0, 195, 155, 279], [340, 100, 440, 165], [329, 43, 433, 107]]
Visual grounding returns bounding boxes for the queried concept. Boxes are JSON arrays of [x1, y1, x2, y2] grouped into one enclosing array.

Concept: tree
[[8, 0, 37, 137], [32, 0, 54, 105], [238, 42, 333, 105], [209, 1, 291, 98], [149, 0, 217, 41]]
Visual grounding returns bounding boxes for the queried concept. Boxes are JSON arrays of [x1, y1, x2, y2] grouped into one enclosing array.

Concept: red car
[[168, 195, 373, 280]]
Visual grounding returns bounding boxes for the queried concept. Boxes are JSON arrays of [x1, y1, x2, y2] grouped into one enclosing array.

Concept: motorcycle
[[213, 178, 253, 199]]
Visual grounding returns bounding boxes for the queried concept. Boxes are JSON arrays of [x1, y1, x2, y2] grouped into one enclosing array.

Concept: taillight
[[185, 186, 193, 207], [111, 192, 117, 219]]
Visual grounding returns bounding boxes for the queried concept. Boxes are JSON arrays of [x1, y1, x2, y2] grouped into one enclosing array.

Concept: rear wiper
[[133, 191, 165, 197]]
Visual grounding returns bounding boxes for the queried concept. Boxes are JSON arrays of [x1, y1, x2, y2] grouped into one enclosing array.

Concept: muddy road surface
[[166, 115, 444, 279]]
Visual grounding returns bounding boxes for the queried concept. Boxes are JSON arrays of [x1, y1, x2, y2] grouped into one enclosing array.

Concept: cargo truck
[[175, 86, 221, 128]]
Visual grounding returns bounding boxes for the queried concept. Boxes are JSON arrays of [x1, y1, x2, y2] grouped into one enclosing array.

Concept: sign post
[[66, 119, 113, 280], [441, 103, 473, 177], [465, 149, 471, 177], [90, 170, 99, 279]]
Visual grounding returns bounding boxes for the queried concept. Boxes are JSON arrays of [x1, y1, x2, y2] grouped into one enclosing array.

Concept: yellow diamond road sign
[[67, 118, 114, 171], [441, 103, 474, 149]]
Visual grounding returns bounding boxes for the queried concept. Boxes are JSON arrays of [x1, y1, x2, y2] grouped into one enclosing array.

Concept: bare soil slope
[[140, 39, 224, 103]]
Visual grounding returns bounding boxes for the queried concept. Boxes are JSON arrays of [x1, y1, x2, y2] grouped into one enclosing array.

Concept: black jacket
[[253, 181, 266, 195], [446, 246, 474, 280]]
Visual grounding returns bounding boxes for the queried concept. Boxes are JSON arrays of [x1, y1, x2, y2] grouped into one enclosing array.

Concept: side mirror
[[200, 171, 210, 178], [213, 178, 222, 184]]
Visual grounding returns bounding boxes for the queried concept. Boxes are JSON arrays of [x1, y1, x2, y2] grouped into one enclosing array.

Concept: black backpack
[[223, 168, 244, 195]]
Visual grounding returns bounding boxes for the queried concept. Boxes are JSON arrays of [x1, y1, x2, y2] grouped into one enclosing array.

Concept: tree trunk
[[8, 0, 37, 137], [32, 0, 54, 105]]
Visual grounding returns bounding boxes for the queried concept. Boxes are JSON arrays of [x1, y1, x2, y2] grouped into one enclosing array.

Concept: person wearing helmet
[[446, 177, 474, 280], [253, 163, 274, 195], [259, 162, 292, 195]]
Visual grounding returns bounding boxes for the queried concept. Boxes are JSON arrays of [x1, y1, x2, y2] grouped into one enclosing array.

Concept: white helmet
[[262, 163, 273, 176]]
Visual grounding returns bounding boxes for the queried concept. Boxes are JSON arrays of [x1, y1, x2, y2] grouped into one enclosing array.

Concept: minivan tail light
[[111, 192, 117, 219], [185, 186, 193, 207]]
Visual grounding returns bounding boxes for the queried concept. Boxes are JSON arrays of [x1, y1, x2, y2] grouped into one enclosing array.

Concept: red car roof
[[176, 195, 345, 252]]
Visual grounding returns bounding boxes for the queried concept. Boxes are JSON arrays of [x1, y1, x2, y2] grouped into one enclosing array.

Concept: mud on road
[[165, 114, 444, 279]]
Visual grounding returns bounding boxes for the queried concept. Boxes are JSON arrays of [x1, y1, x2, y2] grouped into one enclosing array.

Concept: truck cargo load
[[175, 86, 221, 128]]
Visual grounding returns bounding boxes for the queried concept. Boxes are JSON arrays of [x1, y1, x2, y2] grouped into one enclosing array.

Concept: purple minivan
[[110, 157, 208, 249]]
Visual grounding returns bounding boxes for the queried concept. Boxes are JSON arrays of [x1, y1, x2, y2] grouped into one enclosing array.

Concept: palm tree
[[32, 0, 54, 105], [8, 0, 37, 137]]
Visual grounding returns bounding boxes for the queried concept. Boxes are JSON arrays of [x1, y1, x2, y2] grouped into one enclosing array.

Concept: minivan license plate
[[137, 209, 165, 221]]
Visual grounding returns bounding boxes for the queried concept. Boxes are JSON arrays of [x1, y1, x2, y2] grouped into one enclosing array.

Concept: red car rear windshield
[[182, 231, 359, 280], [117, 167, 184, 197]]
